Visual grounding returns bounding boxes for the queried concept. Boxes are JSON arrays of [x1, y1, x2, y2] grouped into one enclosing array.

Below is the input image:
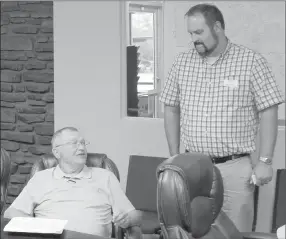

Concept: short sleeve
[[251, 54, 285, 111], [9, 175, 38, 216], [159, 54, 181, 106], [108, 173, 135, 218]]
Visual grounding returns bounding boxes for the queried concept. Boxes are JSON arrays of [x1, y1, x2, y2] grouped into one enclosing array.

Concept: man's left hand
[[113, 212, 130, 228], [252, 161, 273, 186]]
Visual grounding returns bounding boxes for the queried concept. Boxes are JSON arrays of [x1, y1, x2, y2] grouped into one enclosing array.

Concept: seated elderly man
[[4, 127, 141, 237]]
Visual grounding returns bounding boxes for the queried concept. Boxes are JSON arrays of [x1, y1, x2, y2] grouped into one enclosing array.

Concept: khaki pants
[[216, 155, 255, 232]]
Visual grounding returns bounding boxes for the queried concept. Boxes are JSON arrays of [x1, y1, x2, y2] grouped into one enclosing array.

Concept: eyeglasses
[[54, 140, 90, 148]]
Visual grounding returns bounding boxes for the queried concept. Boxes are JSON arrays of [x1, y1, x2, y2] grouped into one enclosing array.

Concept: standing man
[[160, 3, 284, 232]]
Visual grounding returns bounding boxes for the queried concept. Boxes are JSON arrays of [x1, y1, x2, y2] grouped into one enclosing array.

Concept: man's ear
[[52, 148, 60, 159], [213, 21, 223, 33]]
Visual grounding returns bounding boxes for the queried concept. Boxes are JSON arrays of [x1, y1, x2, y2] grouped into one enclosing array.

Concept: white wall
[[54, 1, 285, 233], [53, 0, 170, 190]]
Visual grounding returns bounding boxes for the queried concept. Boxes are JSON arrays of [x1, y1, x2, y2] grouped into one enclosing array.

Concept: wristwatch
[[259, 156, 273, 165]]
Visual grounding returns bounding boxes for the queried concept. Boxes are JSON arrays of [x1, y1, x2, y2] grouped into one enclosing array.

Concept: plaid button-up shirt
[[160, 40, 285, 157]]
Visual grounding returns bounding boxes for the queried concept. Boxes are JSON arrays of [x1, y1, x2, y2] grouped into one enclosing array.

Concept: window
[[126, 1, 164, 118]]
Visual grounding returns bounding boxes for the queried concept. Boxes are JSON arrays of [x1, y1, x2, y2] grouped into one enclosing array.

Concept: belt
[[212, 153, 250, 164]]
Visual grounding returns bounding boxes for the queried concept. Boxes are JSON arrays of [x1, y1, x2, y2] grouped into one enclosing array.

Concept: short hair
[[51, 127, 78, 148], [185, 3, 225, 30]]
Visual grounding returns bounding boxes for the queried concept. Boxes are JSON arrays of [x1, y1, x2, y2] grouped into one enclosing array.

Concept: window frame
[[125, 1, 164, 118]]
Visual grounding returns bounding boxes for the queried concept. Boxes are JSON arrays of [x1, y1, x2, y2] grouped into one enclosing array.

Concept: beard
[[194, 31, 219, 57]]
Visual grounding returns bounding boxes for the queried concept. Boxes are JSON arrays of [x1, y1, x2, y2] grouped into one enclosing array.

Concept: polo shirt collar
[[53, 165, 92, 179]]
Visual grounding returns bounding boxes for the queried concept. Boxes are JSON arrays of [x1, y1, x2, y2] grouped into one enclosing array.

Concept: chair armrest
[[242, 232, 277, 239], [118, 226, 143, 239]]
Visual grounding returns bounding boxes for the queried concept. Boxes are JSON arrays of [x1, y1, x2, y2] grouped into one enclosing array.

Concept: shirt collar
[[53, 165, 92, 180], [197, 37, 232, 62]]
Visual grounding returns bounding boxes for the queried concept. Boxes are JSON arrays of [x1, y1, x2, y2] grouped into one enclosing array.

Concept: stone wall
[[1, 1, 54, 207]]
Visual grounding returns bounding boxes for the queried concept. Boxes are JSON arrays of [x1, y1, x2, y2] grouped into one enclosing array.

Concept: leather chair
[[156, 153, 277, 239], [1, 148, 11, 215], [27, 152, 142, 239]]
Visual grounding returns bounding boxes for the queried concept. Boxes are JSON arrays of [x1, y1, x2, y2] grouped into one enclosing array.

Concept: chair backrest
[[272, 169, 286, 233], [156, 153, 243, 239], [27, 152, 120, 181], [1, 148, 11, 214], [126, 155, 166, 212]]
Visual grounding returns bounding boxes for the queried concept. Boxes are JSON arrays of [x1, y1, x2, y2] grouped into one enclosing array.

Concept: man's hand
[[113, 212, 130, 228], [251, 161, 273, 186]]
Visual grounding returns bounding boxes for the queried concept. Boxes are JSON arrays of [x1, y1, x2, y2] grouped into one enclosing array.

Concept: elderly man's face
[[53, 130, 87, 166]]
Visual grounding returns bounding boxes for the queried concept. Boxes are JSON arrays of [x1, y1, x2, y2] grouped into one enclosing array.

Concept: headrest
[[28, 152, 120, 181], [157, 152, 224, 221], [157, 153, 214, 200]]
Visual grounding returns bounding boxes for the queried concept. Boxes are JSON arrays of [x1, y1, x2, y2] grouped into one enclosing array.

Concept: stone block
[[12, 26, 39, 34], [11, 162, 18, 174], [1, 131, 34, 144], [31, 12, 53, 19], [1, 62, 23, 71], [1, 51, 28, 61], [26, 51, 35, 58], [17, 106, 46, 114], [10, 18, 26, 24], [10, 152, 26, 165], [10, 174, 27, 184], [35, 43, 53, 52], [35, 124, 54, 136], [1, 36, 33, 51], [23, 72, 53, 83], [45, 113, 54, 122], [47, 62, 53, 69], [8, 185, 23, 196], [36, 135, 52, 145], [18, 165, 32, 174], [18, 114, 45, 124], [1, 140, 20, 152], [6, 196, 16, 204], [36, 53, 53, 61], [1, 109, 16, 123], [23, 155, 37, 164], [27, 19, 42, 25], [1, 123, 16, 131], [1, 83, 13, 92], [41, 20, 53, 33], [1, 14, 10, 25], [8, 12, 30, 18], [28, 145, 51, 155], [42, 93, 54, 103], [18, 125, 34, 132], [36, 36, 49, 43], [27, 99, 46, 106], [20, 144, 29, 152], [1, 27, 8, 34], [1, 71, 21, 83], [20, 3, 52, 12], [18, 1, 40, 4], [27, 94, 43, 101], [1, 2, 20, 12], [26, 83, 49, 93], [1, 92, 26, 102], [25, 62, 46, 70], [1, 101, 15, 108], [14, 84, 26, 92]]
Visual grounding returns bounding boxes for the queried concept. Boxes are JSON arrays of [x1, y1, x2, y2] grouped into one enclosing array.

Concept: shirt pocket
[[215, 73, 249, 109]]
